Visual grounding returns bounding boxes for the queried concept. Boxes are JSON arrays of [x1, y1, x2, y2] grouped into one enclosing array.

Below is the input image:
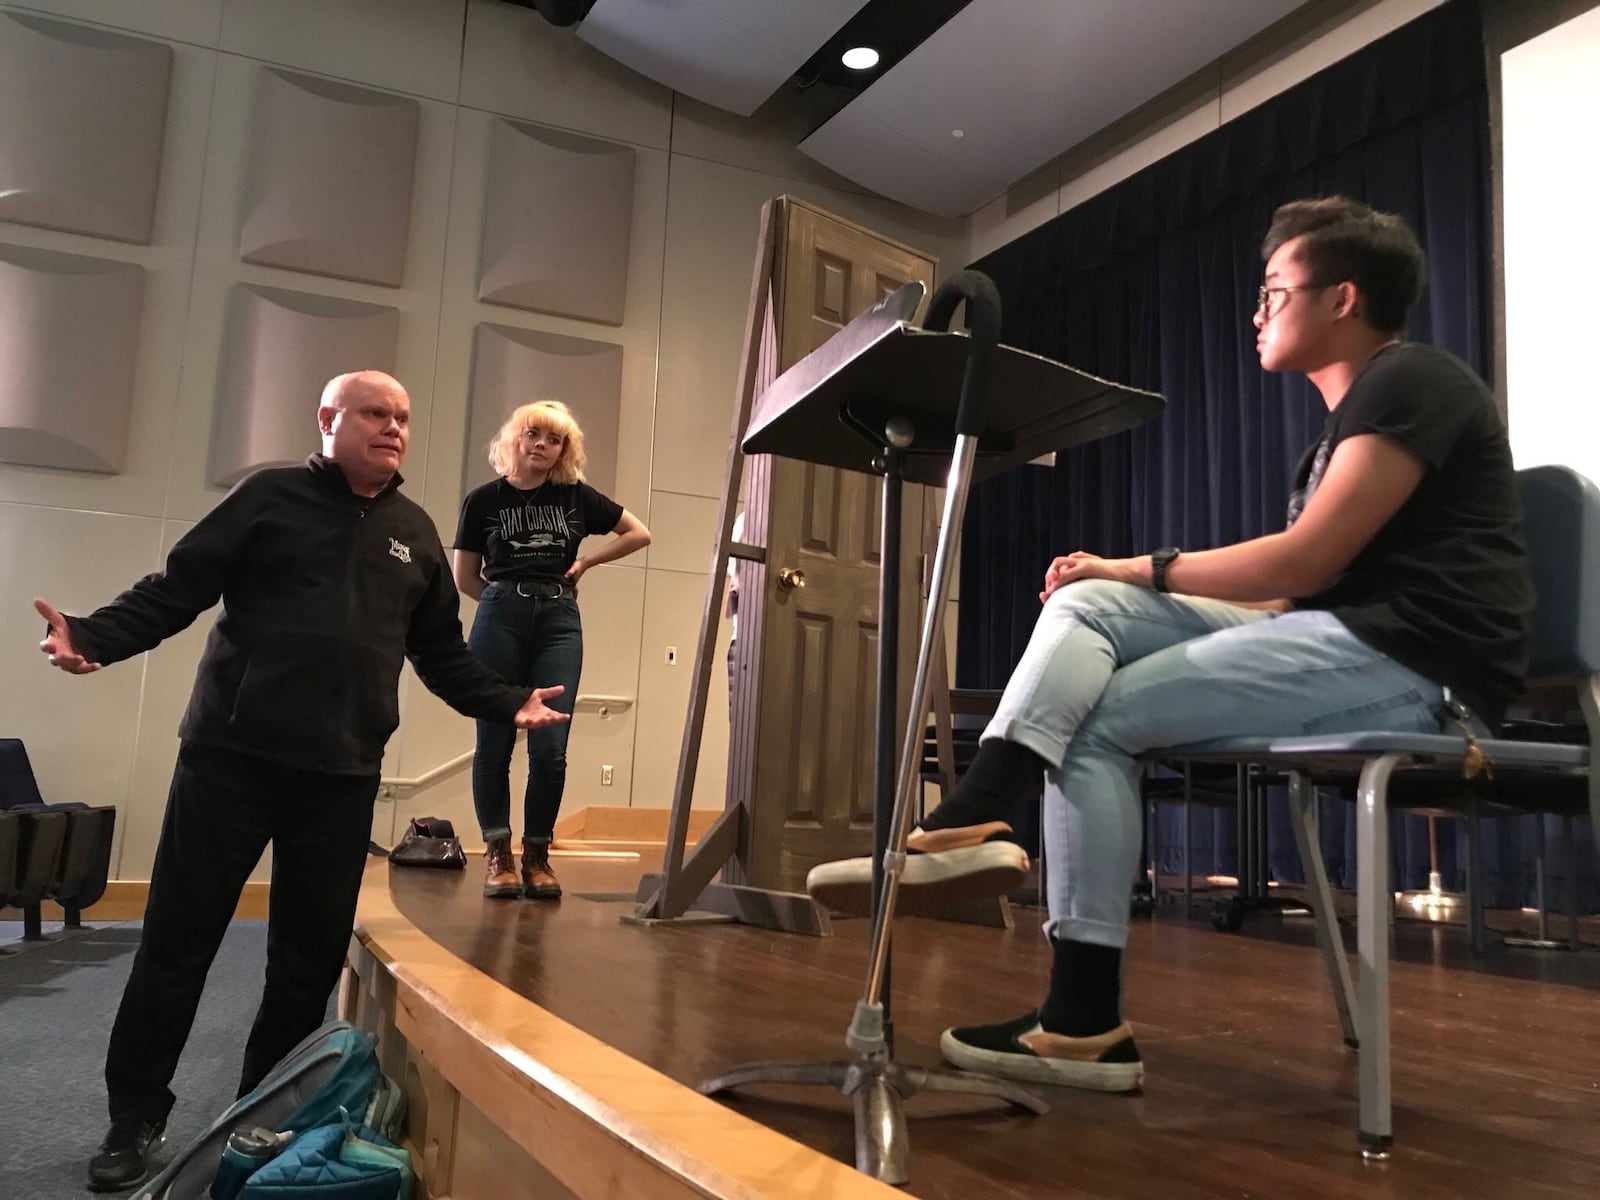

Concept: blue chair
[[0, 738, 46, 808], [0, 738, 118, 940], [1160, 464, 1597, 1159]]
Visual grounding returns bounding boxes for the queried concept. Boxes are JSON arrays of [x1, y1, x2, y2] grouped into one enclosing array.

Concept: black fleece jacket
[[66, 456, 531, 776]]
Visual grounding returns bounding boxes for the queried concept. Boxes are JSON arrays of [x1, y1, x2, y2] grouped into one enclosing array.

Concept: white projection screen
[[1502, 6, 1600, 486]]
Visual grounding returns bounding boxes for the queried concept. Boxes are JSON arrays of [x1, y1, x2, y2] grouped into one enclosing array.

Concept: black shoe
[[940, 1010, 1144, 1092], [87, 1116, 165, 1192]]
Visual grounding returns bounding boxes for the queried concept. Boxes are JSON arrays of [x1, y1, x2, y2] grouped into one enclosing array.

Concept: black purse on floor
[[388, 816, 467, 870]]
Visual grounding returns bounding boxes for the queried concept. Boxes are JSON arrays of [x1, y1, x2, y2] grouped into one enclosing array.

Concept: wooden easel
[[626, 199, 828, 933], [629, 198, 1008, 934]]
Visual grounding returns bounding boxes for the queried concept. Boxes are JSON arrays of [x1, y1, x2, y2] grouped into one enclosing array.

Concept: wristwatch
[[1151, 546, 1181, 593]]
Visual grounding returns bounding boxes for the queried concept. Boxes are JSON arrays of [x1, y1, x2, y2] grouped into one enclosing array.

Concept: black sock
[[920, 739, 1048, 833], [1037, 937, 1123, 1037]]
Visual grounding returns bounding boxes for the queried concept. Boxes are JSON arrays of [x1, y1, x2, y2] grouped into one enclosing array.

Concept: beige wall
[[967, 0, 1448, 261], [0, 0, 966, 881]]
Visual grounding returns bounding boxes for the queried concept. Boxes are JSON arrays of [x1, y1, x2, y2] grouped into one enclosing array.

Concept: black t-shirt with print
[[454, 478, 624, 584], [1288, 343, 1532, 723]]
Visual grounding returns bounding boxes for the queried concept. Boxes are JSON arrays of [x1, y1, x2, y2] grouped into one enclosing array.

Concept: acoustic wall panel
[[464, 324, 622, 499], [0, 244, 144, 473], [477, 120, 635, 325], [210, 283, 399, 486], [219, 0, 464, 103], [0, 245, 145, 474], [237, 68, 420, 287], [0, 14, 173, 244]]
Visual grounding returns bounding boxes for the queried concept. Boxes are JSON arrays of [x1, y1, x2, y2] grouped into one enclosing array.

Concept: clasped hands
[[1039, 551, 1145, 603]]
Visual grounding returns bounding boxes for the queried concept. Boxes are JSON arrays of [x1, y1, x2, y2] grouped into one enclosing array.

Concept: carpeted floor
[[0, 919, 333, 1198]]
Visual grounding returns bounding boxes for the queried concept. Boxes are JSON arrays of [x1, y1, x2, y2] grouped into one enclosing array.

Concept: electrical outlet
[[601, 764, 614, 786], [665, 646, 677, 665]]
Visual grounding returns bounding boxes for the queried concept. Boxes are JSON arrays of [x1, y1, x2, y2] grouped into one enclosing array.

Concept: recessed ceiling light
[[951, 129, 965, 139], [841, 46, 880, 71]]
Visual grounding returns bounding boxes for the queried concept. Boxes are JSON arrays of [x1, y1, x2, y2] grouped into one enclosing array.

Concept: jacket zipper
[[333, 502, 367, 769]]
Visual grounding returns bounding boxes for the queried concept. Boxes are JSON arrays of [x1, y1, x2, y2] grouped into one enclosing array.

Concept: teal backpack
[[132, 1021, 409, 1200], [222, 1114, 411, 1200]]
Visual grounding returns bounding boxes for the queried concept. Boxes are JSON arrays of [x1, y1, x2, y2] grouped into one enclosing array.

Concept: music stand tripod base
[[701, 274, 1160, 1186], [699, 1036, 1050, 1186]]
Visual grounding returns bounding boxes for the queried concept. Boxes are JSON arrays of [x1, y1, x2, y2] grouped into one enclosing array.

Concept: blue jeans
[[467, 584, 582, 844], [985, 580, 1447, 949]]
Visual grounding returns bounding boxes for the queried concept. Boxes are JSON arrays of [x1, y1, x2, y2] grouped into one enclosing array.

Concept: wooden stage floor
[[389, 857, 1600, 1200]]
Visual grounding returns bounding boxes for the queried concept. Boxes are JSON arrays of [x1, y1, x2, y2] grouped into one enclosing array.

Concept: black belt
[[510, 580, 574, 599]]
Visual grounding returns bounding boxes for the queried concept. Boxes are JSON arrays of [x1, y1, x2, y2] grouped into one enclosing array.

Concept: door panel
[[740, 198, 937, 892]]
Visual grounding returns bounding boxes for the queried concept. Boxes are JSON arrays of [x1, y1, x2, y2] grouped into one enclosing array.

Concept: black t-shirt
[[454, 478, 624, 584], [1288, 343, 1532, 723]]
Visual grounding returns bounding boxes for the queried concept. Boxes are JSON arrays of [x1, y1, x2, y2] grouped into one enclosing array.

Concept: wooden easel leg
[[630, 198, 821, 931]]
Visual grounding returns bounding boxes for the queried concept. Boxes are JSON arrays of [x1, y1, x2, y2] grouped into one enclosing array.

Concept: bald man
[[37, 371, 568, 1191]]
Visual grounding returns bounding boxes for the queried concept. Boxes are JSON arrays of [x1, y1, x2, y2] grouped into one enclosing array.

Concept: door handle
[[777, 567, 807, 591]]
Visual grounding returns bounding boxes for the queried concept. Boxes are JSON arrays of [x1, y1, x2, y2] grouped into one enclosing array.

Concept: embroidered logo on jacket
[[388, 537, 412, 564]]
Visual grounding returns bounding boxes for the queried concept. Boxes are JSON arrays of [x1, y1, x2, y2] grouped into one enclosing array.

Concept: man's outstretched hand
[[35, 598, 101, 674], [513, 684, 570, 730]]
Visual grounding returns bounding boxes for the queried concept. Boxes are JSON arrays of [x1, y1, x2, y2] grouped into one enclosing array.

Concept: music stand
[[699, 272, 1164, 1185]]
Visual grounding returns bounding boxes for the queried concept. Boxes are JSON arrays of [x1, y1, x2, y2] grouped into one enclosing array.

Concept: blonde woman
[[453, 400, 650, 899]]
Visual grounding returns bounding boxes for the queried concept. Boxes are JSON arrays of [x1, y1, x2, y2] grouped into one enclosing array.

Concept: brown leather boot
[[521, 838, 561, 899], [483, 834, 521, 899]]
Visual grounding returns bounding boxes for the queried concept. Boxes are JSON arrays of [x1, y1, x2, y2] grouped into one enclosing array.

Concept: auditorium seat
[[0, 737, 118, 940], [9, 806, 68, 941]]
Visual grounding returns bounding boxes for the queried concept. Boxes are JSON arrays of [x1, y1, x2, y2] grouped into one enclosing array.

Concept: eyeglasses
[[1255, 283, 1329, 319]]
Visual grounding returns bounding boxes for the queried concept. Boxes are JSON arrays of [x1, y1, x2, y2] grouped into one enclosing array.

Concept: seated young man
[[807, 196, 1532, 1092]]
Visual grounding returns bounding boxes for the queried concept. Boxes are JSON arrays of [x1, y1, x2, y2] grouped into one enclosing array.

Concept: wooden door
[[733, 198, 936, 892]]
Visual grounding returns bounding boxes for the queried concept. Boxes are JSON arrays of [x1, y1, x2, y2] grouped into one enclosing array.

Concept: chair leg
[[1580, 675, 1600, 851], [1506, 812, 1582, 952], [1240, 771, 1255, 901], [1387, 809, 1397, 931], [1356, 754, 1401, 1159], [1182, 763, 1193, 917], [1534, 814, 1550, 944], [1235, 771, 1248, 902], [1467, 797, 1487, 956], [1564, 813, 1579, 951], [1253, 771, 1269, 898], [1234, 775, 1247, 898], [1148, 785, 1162, 901], [1287, 774, 1357, 1049]]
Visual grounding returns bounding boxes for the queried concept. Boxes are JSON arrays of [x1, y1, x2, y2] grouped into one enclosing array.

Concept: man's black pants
[[106, 742, 378, 1124]]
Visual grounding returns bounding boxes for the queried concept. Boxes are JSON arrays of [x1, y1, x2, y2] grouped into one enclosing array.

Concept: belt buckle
[[516, 580, 565, 599]]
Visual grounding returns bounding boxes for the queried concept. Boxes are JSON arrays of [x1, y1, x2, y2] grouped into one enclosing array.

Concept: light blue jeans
[[984, 580, 1447, 948]]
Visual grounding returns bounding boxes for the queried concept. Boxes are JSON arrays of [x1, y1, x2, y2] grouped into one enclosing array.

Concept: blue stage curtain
[[956, 0, 1596, 913]]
